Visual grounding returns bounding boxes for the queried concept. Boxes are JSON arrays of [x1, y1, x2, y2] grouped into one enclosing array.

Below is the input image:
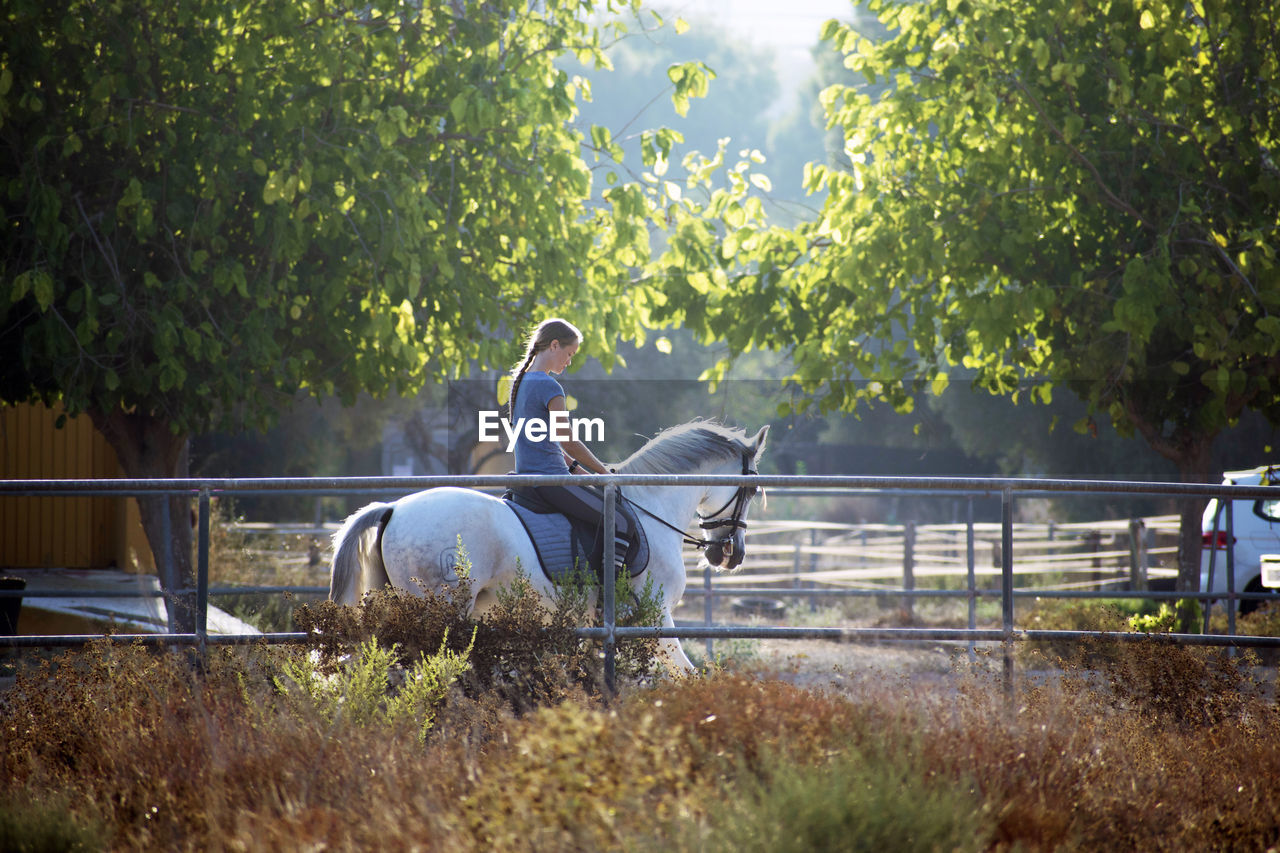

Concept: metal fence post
[[197, 488, 211, 656], [1002, 490, 1015, 700], [1226, 498, 1236, 640], [602, 482, 617, 693], [160, 498, 176, 634], [966, 498, 976, 663], [703, 560, 713, 663]]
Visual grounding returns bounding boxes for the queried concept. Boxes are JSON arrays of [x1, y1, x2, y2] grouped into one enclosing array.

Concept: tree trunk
[[90, 409, 195, 633], [1123, 399, 1218, 632], [1172, 438, 1215, 632], [1173, 440, 1213, 589]]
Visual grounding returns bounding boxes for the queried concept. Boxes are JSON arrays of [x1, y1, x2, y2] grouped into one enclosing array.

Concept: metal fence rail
[[4, 474, 1280, 690]]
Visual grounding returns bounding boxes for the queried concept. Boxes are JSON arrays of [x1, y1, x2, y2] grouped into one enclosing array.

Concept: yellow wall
[[0, 402, 153, 571]]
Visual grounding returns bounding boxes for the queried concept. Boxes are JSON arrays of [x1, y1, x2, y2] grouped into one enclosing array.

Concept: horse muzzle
[[705, 529, 746, 570]]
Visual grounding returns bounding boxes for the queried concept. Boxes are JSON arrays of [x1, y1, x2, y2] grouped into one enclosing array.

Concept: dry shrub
[[1087, 637, 1267, 729], [1239, 600, 1280, 639], [1019, 598, 1139, 665], [656, 747, 991, 853], [293, 579, 474, 671], [294, 569, 662, 712], [629, 672, 863, 776], [457, 672, 991, 853], [2, 642, 402, 850], [904, 645, 1280, 852], [0, 639, 511, 852], [631, 671, 994, 853], [635, 652, 1280, 853], [460, 700, 695, 852], [5, 611, 1280, 851]]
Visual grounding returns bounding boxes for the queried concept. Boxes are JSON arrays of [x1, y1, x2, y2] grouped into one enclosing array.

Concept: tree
[[223, 14, 811, 490], [0, 0, 720, 629], [667, 0, 1280, 601]]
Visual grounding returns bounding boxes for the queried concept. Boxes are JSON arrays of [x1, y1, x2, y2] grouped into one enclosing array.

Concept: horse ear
[[751, 424, 769, 454]]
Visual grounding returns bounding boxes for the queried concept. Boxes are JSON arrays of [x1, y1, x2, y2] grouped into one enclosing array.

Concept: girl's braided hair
[[507, 318, 582, 422]]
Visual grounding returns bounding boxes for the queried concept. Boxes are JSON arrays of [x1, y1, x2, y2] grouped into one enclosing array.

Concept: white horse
[[328, 421, 767, 673]]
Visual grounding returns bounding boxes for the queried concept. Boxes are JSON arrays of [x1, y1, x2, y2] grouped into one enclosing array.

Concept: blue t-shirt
[[512, 371, 570, 474]]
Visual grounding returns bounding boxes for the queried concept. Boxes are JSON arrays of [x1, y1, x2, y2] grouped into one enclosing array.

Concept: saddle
[[502, 489, 649, 585]]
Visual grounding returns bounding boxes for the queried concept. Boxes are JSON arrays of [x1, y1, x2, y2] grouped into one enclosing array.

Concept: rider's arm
[[547, 395, 611, 474]]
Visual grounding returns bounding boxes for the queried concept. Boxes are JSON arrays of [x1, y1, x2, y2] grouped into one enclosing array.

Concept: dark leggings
[[523, 483, 632, 539]]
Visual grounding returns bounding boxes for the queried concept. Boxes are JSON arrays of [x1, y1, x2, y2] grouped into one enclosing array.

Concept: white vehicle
[[1200, 465, 1280, 614]]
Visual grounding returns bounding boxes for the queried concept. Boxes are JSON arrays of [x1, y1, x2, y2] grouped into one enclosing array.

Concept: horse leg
[[657, 607, 696, 675]]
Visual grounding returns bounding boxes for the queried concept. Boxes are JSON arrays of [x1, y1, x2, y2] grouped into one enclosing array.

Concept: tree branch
[[1006, 77, 1156, 232]]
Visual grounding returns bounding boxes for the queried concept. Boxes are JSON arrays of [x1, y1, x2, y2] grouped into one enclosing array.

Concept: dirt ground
[[671, 592, 1009, 693]]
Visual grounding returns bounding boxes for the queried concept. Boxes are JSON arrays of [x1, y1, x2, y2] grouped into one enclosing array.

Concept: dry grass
[[3, 581, 1280, 852]]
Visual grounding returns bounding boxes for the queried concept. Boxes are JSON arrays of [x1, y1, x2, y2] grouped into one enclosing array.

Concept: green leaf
[[724, 203, 745, 230], [118, 178, 143, 210], [10, 271, 31, 301], [376, 115, 398, 148], [1032, 39, 1050, 71], [31, 271, 54, 312], [449, 91, 469, 127], [263, 172, 284, 204], [1256, 316, 1280, 341]]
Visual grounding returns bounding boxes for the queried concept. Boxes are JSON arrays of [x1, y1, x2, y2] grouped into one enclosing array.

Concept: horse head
[[698, 424, 768, 571]]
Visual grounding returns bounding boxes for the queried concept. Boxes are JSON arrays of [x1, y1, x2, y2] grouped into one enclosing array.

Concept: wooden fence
[[226, 514, 1182, 595], [712, 516, 1180, 592]]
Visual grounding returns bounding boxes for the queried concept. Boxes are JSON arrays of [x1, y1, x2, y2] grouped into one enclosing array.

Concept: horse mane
[[617, 420, 756, 475]]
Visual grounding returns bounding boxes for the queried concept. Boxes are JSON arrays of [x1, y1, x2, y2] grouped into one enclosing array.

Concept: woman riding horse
[[507, 318, 632, 568]]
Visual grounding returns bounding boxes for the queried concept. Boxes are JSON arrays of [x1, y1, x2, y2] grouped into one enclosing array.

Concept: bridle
[[625, 450, 759, 553], [696, 451, 758, 540]]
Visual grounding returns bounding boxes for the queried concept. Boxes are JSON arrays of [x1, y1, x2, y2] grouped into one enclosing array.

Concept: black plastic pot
[[0, 576, 25, 635], [731, 596, 787, 620]]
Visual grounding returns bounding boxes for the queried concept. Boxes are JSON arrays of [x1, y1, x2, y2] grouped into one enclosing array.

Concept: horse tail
[[329, 502, 394, 605]]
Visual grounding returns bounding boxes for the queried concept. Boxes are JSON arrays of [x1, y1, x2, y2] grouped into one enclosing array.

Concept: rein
[[622, 451, 758, 551]]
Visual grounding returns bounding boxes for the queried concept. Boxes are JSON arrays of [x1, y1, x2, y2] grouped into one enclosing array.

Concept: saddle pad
[[503, 499, 647, 584]]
